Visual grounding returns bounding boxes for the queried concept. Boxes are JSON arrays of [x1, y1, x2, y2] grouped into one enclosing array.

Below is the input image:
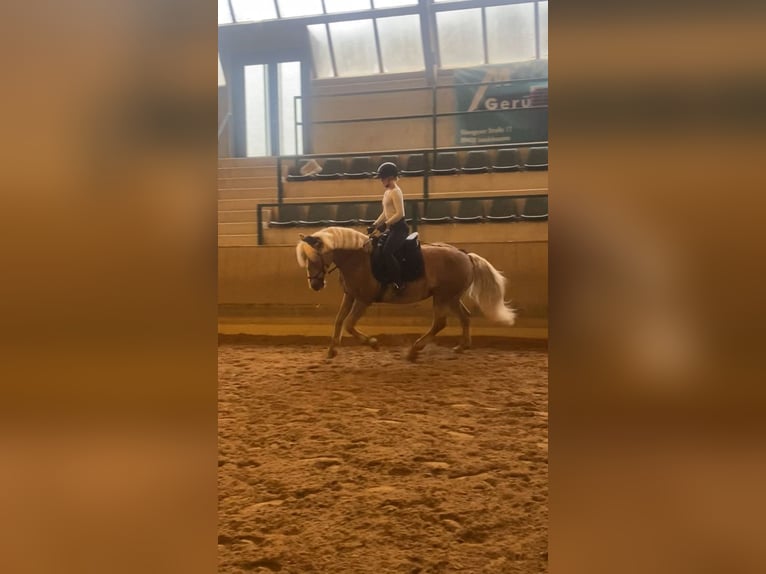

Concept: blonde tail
[[465, 253, 516, 325]]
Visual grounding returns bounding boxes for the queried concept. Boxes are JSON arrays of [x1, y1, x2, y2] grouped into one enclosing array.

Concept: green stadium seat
[[520, 196, 548, 220], [454, 199, 485, 222], [404, 200, 421, 224], [329, 203, 361, 226], [492, 149, 521, 172], [298, 203, 334, 226], [400, 154, 425, 177], [524, 147, 548, 170], [359, 202, 380, 225], [285, 161, 314, 182], [485, 197, 518, 222], [421, 200, 454, 224], [430, 152, 459, 175], [344, 156, 374, 179], [315, 158, 345, 180], [269, 203, 304, 227], [461, 151, 491, 174]]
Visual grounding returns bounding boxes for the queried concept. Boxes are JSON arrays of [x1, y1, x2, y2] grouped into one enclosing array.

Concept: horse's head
[[297, 234, 331, 291]]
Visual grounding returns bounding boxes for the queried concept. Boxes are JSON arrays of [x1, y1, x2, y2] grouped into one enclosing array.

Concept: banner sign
[[454, 66, 548, 145]]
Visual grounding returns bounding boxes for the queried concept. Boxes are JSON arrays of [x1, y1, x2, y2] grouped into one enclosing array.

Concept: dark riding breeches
[[382, 219, 409, 284]]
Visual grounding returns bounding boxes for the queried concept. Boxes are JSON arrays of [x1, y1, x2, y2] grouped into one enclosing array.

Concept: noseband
[[308, 268, 326, 282], [306, 253, 337, 283]]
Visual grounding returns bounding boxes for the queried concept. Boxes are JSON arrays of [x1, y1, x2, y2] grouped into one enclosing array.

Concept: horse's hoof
[[368, 337, 379, 350], [327, 348, 337, 359], [406, 347, 418, 362], [452, 345, 464, 354]]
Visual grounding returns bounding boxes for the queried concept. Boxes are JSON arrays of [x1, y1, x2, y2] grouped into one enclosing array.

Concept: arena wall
[[218, 238, 548, 321], [309, 72, 459, 154]]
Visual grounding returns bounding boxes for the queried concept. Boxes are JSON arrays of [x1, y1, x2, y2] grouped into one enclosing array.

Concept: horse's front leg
[[328, 292, 354, 359], [343, 299, 378, 350], [407, 303, 448, 361]]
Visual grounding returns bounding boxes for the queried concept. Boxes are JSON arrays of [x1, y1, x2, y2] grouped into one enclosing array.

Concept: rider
[[367, 161, 409, 292]]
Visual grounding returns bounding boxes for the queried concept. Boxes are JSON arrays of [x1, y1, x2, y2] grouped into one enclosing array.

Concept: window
[[244, 65, 269, 157], [377, 15, 425, 73], [324, 0, 371, 13], [538, 1, 548, 59], [218, 0, 232, 24], [436, 8, 484, 69], [224, 1, 547, 79], [329, 19, 380, 77], [308, 24, 335, 79], [278, 62, 303, 156], [230, 0, 277, 23], [276, 0, 324, 18], [486, 3, 536, 64], [372, 0, 417, 7]]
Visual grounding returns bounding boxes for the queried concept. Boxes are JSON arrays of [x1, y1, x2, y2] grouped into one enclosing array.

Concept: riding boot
[[386, 255, 404, 292]]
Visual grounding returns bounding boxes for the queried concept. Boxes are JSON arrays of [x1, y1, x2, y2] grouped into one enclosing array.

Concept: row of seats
[[285, 147, 548, 181], [268, 197, 547, 227], [422, 196, 547, 223]]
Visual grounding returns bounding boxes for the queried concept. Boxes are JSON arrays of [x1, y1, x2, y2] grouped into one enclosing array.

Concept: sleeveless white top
[[377, 184, 405, 227]]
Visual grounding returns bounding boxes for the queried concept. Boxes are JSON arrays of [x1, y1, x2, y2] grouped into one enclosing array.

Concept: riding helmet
[[376, 161, 399, 180]]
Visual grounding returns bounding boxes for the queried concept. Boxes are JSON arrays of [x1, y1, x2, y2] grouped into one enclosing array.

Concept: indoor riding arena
[[218, 2, 548, 572]]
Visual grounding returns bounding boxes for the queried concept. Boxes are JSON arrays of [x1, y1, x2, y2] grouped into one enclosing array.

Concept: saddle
[[370, 231, 425, 285]]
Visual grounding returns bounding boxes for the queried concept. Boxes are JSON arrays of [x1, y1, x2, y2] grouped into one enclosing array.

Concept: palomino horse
[[296, 227, 515, 361]]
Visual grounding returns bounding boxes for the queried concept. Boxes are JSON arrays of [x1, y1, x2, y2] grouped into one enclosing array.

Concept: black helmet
[[376, 162, 398, 179]]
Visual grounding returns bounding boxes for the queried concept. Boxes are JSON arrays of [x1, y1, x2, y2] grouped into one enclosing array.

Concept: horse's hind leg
[[328, 293, 354, 359], [407, 303, 448, 361], [450, 299, 472, 353], [344, 299, 378, 350]]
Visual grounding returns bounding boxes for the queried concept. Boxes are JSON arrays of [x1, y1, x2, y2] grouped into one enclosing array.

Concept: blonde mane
[[296, 226, 369, 267]]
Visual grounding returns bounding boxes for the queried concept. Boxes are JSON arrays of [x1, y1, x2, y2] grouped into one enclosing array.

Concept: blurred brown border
[[551, 4, 766, 573], [0, 2, 218, 573]]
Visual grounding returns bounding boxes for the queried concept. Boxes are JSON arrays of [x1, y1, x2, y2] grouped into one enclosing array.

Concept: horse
[[296, 226, 515, 361]]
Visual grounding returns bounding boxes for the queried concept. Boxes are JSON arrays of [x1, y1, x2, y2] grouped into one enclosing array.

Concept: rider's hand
[[376, 222, 387, 232], [366, 225, 376, 234]]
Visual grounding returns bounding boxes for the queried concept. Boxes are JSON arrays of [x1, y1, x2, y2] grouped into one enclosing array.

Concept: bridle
[[306, 252, 337, 284]]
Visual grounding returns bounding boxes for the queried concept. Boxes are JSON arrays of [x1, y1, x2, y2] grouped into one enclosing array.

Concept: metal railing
[[275, 140, 548, 204], [256, 193, 547, 246]]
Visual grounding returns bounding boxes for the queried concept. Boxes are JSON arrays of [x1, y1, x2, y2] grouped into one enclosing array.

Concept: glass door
[[278, 61, 303, 156], [244, 64, 269, 157], [244, 61, 303, 157]]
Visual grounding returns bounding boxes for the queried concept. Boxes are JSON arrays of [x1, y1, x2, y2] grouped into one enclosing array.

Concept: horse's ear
[[299, 233, 305, 240]]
